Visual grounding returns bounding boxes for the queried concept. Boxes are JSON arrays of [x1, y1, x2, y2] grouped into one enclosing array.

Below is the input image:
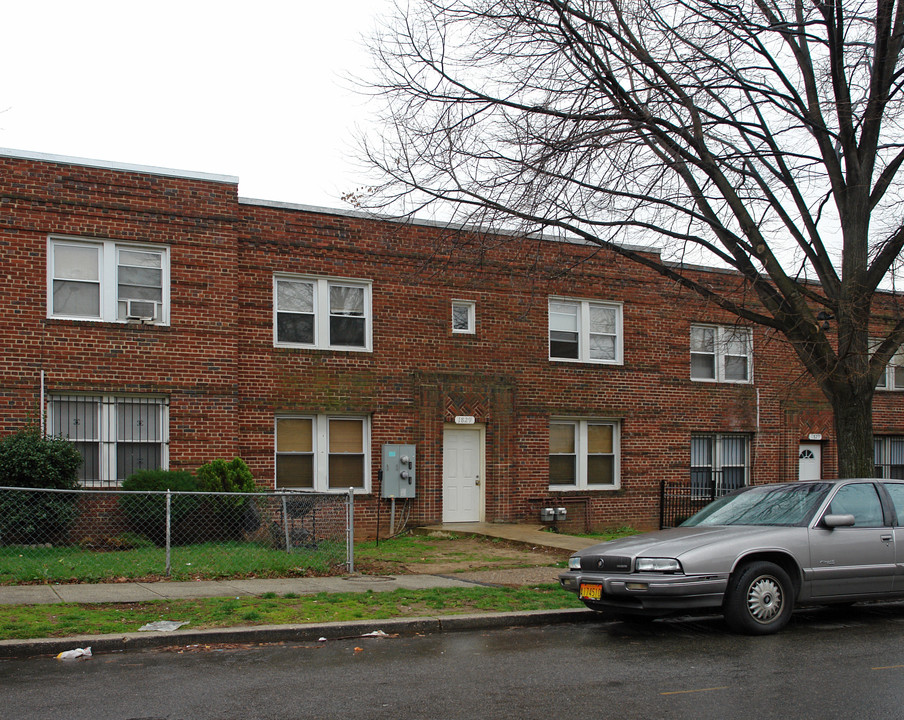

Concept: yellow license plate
[[579, 583, 603, 601]]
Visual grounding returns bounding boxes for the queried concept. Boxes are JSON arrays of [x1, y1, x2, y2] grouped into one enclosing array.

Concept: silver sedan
[[559, 479, 904, 634]]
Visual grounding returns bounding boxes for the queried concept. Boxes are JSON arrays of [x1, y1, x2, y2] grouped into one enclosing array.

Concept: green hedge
[[0, 430, 82, 545]]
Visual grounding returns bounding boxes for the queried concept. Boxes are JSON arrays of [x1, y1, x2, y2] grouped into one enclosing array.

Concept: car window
[[682, 483, 831, 527], [827, 483, 884, 527], [882, 483, 904, 526]]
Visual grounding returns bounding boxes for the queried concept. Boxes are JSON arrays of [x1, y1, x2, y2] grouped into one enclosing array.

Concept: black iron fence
[[0, 486, 354, 584], [659, 472, 736, 529]]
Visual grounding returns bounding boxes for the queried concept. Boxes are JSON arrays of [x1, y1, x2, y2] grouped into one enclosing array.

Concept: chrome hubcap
[[747, 576, 783, 623]]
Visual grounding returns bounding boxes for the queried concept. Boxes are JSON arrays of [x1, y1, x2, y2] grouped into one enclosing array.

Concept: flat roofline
[[238, 195, 660, 256], [0, 147, 239, 185], [0, 146, 737, 278], [239, 196, 746, 277]]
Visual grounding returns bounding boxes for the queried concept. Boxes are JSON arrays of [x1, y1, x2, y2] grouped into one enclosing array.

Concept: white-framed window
[[48, 237, 169, 324], [274, 275, 372, 351], [549, 419, 620, 490], [548, 298, 623, 363], [452, 300, 476, 334], [874, 436, 904, 479], [690, 324, 752, 383], [690, 433, 749, 496], [275, 415, 370, 492], [874, 342, 904, 391], [47, 395, 169, 487]]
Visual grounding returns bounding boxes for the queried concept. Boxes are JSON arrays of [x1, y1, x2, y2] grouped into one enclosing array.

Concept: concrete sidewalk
[[0, 568, 564, 606]]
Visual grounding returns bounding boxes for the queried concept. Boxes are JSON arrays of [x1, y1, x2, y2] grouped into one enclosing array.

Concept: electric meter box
[[381, 444, 416, 498]]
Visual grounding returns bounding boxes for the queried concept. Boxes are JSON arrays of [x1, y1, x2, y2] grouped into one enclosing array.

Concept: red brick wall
[[3, 151, 904, 539]]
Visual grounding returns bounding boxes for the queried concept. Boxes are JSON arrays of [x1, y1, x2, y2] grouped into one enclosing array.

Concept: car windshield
[[681, 483, 833, 527]]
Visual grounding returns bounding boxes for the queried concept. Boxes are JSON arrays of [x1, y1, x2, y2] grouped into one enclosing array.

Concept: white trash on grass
[[139, 620, 190, 632]]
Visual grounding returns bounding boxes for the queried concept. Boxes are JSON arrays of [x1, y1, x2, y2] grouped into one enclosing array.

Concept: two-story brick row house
[[3, 147, 904, 535]]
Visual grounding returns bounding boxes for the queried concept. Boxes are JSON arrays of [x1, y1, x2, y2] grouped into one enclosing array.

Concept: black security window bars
[[47, 395, 168, 487]]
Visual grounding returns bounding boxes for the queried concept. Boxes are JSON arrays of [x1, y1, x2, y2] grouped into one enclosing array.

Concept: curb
[[0, 608, 595, 660]]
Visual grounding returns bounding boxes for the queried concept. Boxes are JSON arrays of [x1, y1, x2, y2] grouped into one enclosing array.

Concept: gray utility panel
[[381, 444, 416, 498]]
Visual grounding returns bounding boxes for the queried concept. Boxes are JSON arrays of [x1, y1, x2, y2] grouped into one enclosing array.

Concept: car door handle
[[881, 535, 893, 543]]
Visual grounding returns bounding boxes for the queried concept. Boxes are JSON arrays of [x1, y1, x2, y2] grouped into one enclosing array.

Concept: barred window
[[47, 395, 169, 486], [874, 436, 904, 479], [691, 433, 749, 497]]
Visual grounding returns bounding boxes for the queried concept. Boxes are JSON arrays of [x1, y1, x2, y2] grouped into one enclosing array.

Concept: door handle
[[475, 476, 481, 486], [881, 535, 893, 543]]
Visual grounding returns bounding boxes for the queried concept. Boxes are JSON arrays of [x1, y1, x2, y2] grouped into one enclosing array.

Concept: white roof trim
[[0, 147, 238, 185]]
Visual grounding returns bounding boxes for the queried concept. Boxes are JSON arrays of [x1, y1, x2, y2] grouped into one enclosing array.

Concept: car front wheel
[[723, 561, 794, 635]]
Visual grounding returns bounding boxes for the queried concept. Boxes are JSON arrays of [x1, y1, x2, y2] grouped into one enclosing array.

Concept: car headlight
[[568, 556, 582, 571], [634, 557, 682, 573]]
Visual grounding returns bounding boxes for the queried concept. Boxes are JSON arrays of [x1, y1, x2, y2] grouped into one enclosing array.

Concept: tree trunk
[[831, 385, 875, 479]]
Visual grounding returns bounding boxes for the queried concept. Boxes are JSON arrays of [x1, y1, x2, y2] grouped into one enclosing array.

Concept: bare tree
[[359, 0, 904, 478]]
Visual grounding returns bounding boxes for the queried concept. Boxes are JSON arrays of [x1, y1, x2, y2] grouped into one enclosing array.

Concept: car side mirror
[[822, 513, 856, 529]]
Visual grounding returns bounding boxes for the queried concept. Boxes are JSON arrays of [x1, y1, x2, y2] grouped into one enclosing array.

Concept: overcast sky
[[1, 0, 395, 208]]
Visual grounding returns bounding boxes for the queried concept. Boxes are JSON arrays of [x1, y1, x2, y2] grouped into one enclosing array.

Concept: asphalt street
[[4, 602, 904, 720]]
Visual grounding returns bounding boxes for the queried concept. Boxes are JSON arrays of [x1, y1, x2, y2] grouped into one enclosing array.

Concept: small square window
[[452, 301, 475, 334]]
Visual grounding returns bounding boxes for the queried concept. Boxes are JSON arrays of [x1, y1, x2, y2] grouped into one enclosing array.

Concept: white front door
[[798, 443, 822, 481], [443, 427, 482, 522]]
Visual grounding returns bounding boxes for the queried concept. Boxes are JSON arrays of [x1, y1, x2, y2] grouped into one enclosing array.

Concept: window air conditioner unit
[[126, 300, 158, 322]]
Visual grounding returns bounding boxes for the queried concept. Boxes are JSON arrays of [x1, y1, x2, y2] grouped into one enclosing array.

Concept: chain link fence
[[0, 486, 354, 584]]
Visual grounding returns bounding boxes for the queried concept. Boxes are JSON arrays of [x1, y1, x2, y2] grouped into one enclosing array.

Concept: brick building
[[3, 148, 903, 536]]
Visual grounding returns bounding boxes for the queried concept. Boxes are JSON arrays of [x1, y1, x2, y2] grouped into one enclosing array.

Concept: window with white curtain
[[690, 325, 752, 383], [274, 275, 371, 350], [49, 237, 168, 323], [873, 341, 904, 391], [548, 298, 623, 364], [690, 434, 750, 496]]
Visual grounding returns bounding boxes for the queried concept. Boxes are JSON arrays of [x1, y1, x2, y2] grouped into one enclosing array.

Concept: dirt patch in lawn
[[355, 534, 571, 576]]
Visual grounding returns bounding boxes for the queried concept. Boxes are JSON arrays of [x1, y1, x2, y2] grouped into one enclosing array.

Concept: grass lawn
[[0, 541, 346, 585], [0, 585, 586, 640]]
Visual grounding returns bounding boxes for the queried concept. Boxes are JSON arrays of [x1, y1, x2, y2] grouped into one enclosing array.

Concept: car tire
[[723, 561, 794, 635]]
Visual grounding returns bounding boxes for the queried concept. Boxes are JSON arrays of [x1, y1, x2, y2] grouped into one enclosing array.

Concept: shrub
[[197, 458, 256, 495], [196, 458, 259, 539], [0, 429, 82, 544], [119, 469, 201, 546]]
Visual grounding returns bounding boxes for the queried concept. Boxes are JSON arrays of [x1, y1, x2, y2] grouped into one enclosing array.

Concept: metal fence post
[[347, 487, 354, 573], [165, 490, 172, 577], [281, 494, 291, 553]]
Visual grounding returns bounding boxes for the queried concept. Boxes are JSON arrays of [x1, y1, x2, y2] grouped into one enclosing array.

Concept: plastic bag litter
[[56, 647, 92, 661], [139, 620, 190, 632]]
